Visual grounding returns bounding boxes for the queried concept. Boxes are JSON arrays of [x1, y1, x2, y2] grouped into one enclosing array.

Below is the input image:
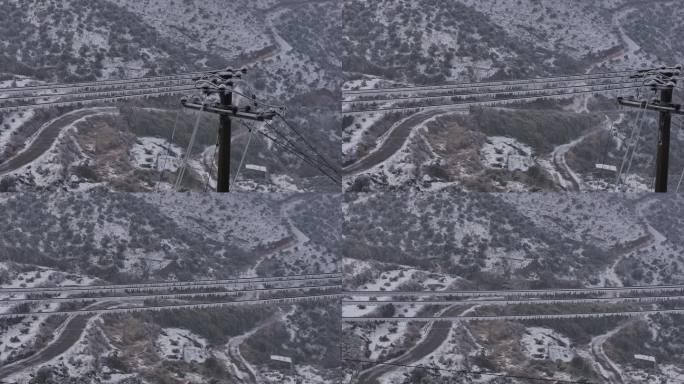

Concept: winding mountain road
[[0, 0, 310, 179], [342, 110, 446, 176], [0, 108, 116, 176], [0, 301, 113, 381], [590, 322, 629, 384], [357, 305, 468, 384]]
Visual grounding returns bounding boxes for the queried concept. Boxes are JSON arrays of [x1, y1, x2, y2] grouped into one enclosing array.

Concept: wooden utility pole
[[617, 65, 682, 192], [654, 87, 673, 192], [181, 68, 277, 192], [217, 90, 233, 192]]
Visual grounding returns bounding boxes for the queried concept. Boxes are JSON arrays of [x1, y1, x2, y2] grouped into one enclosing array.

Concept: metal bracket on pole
[[617, 97, 684, 115], [181, 100, 277, 121]]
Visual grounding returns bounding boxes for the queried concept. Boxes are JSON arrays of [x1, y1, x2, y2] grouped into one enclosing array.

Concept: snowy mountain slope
[[342, 0, 684, 193], [344, 192, 684, 289], [0, 0, 342, 192], [344, 0, 681, 84], [0, 192, 340, 282], [343, 192, 684, 384], [0, 192, 341, 383]]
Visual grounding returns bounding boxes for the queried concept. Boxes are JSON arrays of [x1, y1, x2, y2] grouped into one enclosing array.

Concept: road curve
[[0, 0, 311, 179], [0, 108, 116, 176], [590, 323, 628, 384], [0, 302, 112, 381], [357, 306, 464, 384], [343, 110, 445, 176]]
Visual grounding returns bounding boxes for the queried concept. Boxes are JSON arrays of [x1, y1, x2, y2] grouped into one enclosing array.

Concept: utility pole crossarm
[[180, 100, 277, 121], [617, 97, 684, 115]]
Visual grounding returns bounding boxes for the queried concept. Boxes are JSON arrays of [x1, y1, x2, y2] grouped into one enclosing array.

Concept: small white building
[[507, 154, 535, 172], [243, 164, 268, 180], [634, 354, 656, 368], [595, 163, 617, 173], [270, 354, 293, 369], [270, 355, 292, 364]]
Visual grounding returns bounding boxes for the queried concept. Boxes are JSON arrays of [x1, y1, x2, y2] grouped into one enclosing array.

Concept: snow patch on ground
[[480, 136, 534, 171], [129, 137, 182, 172], [521, 327, 575, 363], [156, 328, 209, 363], [0, 110, 35, 152]]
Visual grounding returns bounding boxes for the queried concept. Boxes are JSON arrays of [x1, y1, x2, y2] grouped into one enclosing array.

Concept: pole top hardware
[[180, 98, 277, 121]]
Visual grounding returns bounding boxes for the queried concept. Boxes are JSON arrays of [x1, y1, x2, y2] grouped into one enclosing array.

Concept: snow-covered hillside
[[343, 192, 684, 384], [0, 0, 342, 193], [342, 0, 684, 193], [0, 192, 341, 383]]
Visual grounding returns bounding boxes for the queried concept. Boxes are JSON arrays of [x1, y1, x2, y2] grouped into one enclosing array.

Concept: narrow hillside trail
[[545, 110, 626, 192], [227, 313, 281, 383], [357, 305, 474, 384], [590, 322, 631, 384], [255, 0, 329, 64], [635, 198, 668, 246], [246, 196, 310, 277], [550, 130, 592, 191], [600, 196, 661, 286]]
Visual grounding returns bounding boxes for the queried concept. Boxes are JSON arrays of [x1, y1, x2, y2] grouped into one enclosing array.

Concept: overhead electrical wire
[[275, 113, 339, 173], [0, 87, 196, 112], [343, 78, 642, 103], [344, 68, 642, 95], [232, 121, 256, 187], [342, 306, 684, 321], [174, 98, 207, 191], [0, 69, 219, 93], [262, 120, 339, 179], [0, 293, 341, 319], [254, 124, 340, 184], [259, 123, 341, 184], [344, 84, 646, 114], [0, 272, 343, 294], [343, 358, 598, 384], [0, 283, 341, 305], [156, 108, 181, 192]]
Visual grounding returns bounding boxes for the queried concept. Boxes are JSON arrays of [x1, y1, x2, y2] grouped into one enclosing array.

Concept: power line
[[0, 272, 342, 294], [274, 114, 339, 173], [342, 307, 684, 322], [256, 127, 340, 184], [0, 69, 219, 93], [343, 358, 597, 383], [344, 84, 645, 114], [232, 122, 256, 187], [0, 80, 195, 102], [343, 294, 684, 306], [1, 283, 341, 305], [175, 98, 207, 191], [344, 283, 684, 297], [179, 68, 279, 192], [0, 87, 196, 112], [156, 108, 181, 192], [618, 91, 655, 190], [617, 66, 682, 192], [0, 293, 341, 319], [343, 79, 641, 103], [257, 122, 341, 184], [343, 68, 642, 95]]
